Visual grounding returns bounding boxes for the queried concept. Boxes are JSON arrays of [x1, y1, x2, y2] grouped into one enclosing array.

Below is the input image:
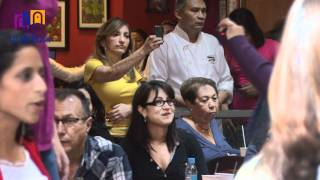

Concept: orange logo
[[30, 10, 46, 25]]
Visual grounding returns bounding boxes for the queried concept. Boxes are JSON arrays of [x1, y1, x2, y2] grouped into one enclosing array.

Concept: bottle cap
[[187, 157, 195, 164]]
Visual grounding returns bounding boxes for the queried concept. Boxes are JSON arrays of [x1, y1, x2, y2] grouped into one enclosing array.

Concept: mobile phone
[[153, 25, 164, 38]]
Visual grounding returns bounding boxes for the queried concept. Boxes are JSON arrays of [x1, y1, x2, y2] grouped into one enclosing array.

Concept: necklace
[[195, 123, 211, 134], [196, 124, 216, 144], [0, 159, 25, 167], [0, 152, 26, 167], [187, 116, 215, 143]]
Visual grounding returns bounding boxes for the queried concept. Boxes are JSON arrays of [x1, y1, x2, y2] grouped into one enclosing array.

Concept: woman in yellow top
[[84, 18, 163, 139]]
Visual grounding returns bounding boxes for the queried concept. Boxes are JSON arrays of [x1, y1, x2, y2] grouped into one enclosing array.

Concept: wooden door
[[244, 0, 293, 33]]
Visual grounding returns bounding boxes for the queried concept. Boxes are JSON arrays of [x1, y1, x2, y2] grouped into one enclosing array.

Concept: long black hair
[[229, 8, 265, 48], [125, 80, 178, 152], [0, 30, 38, 142]]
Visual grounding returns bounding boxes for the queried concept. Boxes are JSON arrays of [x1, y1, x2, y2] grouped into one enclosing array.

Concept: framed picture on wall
[[146, 0, 169, 13], [227, 0, 241, 14], [78, 0, 108, 29], [219, 0, 227, 20], [219, 0, 244, 20], [47, 0, 68, 50]]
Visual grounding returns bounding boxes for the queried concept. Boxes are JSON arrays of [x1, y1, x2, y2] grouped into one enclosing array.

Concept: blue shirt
[[176, 118, 239, 162]]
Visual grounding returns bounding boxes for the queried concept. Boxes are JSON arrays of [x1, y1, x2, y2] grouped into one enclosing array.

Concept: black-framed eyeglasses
[[145, 99, 175, 107], [54, 116, 90, 127]]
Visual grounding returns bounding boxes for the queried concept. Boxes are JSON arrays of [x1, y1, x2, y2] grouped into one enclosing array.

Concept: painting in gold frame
[[47, 0, 68, 49], [78, 0, 108, 29]]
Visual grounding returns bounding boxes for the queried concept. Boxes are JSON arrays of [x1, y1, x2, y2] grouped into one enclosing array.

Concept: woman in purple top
[[218, 23, 273, 97], [221, 0, 320, 179], [0, 0, 69, 179], [176, 77, 239, 162]]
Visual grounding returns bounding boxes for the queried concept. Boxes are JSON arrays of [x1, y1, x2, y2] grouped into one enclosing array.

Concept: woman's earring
[[21, 123, 26, 137], [144, 117, 147, 123], [18, 123, 26, 143]]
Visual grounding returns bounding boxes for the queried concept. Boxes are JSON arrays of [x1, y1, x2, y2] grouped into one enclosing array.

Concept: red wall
[[56, 0, 218, 66], [203, 0, 219, 35], [124, 0, 219, 34], [124, 0, 175, 34]]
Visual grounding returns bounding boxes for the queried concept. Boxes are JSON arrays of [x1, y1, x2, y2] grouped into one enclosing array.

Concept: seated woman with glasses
[[0, 30, 49, 179], [123, 80, 208, 180], [176, 77, 239, 162]]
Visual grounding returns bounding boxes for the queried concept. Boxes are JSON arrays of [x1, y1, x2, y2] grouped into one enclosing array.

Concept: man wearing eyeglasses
[[55, 88, 132, 180]]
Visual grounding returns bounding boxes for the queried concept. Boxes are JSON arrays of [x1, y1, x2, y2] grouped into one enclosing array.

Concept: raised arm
[[218, 18, 273, 96], [88, 35, 163, 83], [146, 38, 169, 82], [50, 58, 84, 83]]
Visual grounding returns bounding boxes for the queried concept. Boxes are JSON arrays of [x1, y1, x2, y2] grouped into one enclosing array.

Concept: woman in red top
[[226, 8, 279, 123], [0, 30, 49, 179]]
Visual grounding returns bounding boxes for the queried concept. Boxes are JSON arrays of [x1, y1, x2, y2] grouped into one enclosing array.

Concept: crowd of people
[[1, 0, 320, 179]]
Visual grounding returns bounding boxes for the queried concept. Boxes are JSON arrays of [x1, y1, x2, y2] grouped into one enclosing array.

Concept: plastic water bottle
[[185, 157, 197, 180]]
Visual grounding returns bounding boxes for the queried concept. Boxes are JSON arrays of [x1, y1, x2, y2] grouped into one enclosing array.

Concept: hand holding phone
[[153, 25, 164, 38]]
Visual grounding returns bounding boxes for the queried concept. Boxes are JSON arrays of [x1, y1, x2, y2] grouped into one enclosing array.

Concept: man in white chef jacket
[[147, 0, 233, 115]]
